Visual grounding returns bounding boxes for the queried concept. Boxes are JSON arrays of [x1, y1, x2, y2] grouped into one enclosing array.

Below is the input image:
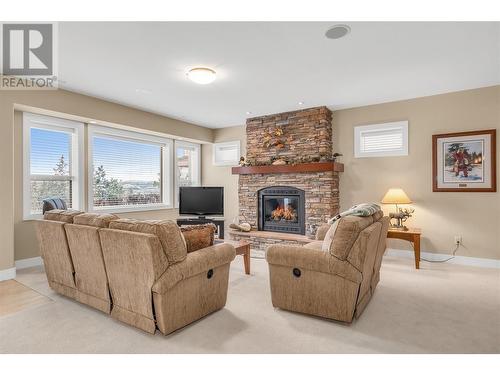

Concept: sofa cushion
[[180, 224, 216, 253], [330, 215, 374, 260], [73, 213, 119, 228], [372, 210, 383, 221], [321, 219, 340, 252], [315, 223, 332, 241], [303, 241, 323, 250], [44, 209, 83, 223], [109, 218, 187, 263]]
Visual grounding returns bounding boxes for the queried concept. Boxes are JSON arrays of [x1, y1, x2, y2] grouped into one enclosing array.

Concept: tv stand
[[176, 217, 225, 239]]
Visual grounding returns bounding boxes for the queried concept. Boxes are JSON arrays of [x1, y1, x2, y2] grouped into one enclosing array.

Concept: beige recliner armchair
[[266, 211, 389, 323]]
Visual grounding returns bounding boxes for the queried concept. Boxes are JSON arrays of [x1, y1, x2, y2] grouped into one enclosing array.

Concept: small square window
[[354, 121, 408, 158], [213, 141, 240, 166]]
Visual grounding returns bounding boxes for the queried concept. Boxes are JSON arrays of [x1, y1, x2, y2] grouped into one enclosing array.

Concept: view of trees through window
[[30, 128, 73, 214], [92, 136, 162, 207]]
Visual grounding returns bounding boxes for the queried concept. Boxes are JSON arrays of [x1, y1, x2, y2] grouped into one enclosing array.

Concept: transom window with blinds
[[354, 121, 409, 158]]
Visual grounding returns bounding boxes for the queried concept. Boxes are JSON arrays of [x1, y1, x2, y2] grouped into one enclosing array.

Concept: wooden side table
[[387, 228, 422, 269], [218, 239, 251, 275]]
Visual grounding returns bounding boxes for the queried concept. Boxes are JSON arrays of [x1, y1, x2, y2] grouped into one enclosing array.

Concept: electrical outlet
[[454, 236, 462, 245]]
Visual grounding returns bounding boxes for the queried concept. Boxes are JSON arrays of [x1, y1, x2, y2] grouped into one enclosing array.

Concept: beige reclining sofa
[[266, 211, 389, 323], [35, 210, 235, 335]]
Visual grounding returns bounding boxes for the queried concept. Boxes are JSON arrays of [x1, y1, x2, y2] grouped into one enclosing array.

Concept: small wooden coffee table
[[218, 239, 251, 275]]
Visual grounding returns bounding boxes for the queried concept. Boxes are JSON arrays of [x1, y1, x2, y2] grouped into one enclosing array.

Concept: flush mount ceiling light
[[325, 24, 351, 39], [186, 67, 216, 85]]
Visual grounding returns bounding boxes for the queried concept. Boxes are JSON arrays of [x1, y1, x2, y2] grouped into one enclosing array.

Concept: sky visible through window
[[31, 128, 70, 175], [30, 128, 73, 213], [93, 137, 161, 182], [92, 136, 162, 207]]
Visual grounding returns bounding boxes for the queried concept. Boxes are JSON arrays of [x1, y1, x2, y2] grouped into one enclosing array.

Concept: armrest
[[152, 243, 235, 294], [266, 245, 361, 283], [315, 223, 332, 241]]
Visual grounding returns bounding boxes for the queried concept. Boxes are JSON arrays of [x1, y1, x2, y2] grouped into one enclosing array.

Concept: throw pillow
[[181, 224, 216, 253]]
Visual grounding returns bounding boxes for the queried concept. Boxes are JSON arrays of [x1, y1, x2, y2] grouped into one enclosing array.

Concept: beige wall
[[1, 89, 214, 270], [206, 86, 500, 260], [334, 86, 499, 259], [201, 126, 246, 232], [3, 86, 499, 271]]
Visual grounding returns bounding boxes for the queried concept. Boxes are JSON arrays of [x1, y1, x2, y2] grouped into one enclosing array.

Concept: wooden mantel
[[231, 161, 344, 175]]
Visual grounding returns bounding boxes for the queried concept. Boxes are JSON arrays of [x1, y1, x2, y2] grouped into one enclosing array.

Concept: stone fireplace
[[230, 106, 342, 250]]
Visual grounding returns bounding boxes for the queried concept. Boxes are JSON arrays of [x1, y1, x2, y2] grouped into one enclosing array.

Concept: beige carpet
[[1, 255, 499, 353]]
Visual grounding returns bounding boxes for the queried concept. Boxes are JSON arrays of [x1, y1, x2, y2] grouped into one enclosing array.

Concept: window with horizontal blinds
[[213, 141, 240, 166], [24, 113, 202, 215], [354, 121, 408, 158], [88, 126, 173, 211], [30, 128, 73, 213], [23, 113, 83, 218]]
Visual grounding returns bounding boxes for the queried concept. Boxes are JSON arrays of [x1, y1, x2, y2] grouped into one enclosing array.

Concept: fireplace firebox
[[258, 186, 305, 235]]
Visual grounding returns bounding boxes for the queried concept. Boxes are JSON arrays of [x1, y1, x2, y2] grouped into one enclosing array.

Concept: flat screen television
[[179, 186, 224, 217]]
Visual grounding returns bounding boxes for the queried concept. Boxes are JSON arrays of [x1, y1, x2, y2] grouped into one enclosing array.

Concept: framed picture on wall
[[432, 129, 496, 192]]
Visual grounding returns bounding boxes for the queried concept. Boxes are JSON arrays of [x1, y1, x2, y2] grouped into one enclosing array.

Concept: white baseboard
[[385, 248, 500, 269], [0, 267, 16, 281], [15, 256, 43, 270]]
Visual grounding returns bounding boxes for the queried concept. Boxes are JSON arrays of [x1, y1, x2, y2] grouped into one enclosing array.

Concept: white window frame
[[354, 121, 409, 158], [174, 140, 201, 208], [23, 113, 84, 220], [213, 140, 241, 166], [87, 125, 173, 213]]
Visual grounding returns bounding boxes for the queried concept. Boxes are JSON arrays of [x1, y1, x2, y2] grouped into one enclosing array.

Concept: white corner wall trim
[[15, 256, 44, 270], [0, 267, 16, 281], [385, 248, 500, 269]]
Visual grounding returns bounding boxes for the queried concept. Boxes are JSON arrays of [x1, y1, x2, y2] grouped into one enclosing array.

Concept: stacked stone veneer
[[235, 106, 340, 249], [246, 106, 333, 164]]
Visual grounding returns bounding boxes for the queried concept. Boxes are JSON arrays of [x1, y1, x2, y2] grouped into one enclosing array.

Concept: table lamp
[[381, 188, 413, 230]]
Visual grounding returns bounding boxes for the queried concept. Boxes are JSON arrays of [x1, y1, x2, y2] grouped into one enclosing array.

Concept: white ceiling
[[59, 22, 500, 128]]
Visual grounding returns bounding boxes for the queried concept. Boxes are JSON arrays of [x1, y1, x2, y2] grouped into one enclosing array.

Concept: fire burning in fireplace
[[259, 187, 305, 234], [271, 204, 297, 221]]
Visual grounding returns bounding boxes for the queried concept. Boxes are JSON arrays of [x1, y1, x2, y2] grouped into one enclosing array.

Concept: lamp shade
[[381, 188, 412, 204]]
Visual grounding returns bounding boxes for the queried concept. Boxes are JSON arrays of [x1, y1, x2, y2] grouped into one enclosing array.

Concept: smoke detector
[[325, 25, 351, 40]]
